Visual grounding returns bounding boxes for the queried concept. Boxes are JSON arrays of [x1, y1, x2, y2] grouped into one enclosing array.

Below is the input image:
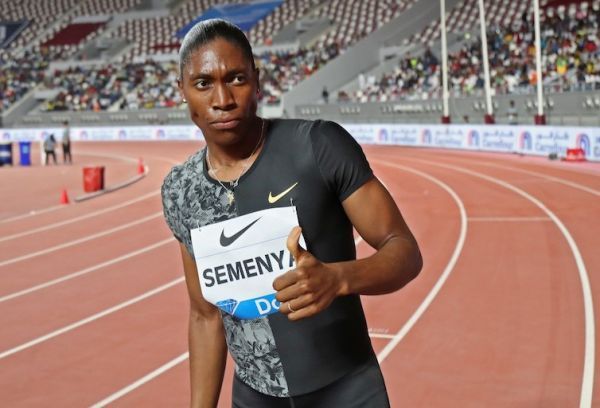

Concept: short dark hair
[[178, 19, 255, 79]]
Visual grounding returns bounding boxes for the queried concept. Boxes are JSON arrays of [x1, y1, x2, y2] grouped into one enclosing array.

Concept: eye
[[194, 79, 210, 89], [232, 74, 246, 84]]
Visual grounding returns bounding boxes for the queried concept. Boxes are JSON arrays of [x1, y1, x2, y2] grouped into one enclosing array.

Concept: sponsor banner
[[340, 124, 377, 144], [0, 124, 597, 160], [154, 125, 199, 140], [191, 206, 305, 320], [342, 124, 600, 161]]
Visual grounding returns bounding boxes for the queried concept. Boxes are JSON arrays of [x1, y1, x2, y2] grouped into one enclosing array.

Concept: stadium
[[0, 0, 599, 406]]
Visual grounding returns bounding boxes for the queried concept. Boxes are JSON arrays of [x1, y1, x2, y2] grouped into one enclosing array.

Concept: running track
[[0, 141, 598, 407]]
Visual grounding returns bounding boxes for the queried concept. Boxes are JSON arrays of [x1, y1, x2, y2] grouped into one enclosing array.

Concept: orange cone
[[137, 157, 145, 174], [60, 189, 70, 205]]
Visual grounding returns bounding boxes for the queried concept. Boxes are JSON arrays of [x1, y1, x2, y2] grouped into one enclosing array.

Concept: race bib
[[190, 206, 305, 319]]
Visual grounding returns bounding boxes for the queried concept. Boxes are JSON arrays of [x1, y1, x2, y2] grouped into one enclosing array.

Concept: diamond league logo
[[576, 133, 590, 156], [519, 131, 532, 150], [467, 130, 480, 147], [420, 129, 432, 144], [156, 129, 166, 139], [378, 128, 389, 143], [2, 132, 10, 140], [118, 129, 127, 140]]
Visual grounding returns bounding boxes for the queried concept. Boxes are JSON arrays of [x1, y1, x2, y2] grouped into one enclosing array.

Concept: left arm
[[274, 176, 422, 320]]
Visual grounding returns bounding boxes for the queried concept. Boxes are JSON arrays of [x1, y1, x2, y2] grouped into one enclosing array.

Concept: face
[[178, 37, 259, 146]]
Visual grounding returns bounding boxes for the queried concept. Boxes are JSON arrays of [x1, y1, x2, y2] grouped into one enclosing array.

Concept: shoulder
[[268, 118, 349, 142], [162, 148, 204, 196]]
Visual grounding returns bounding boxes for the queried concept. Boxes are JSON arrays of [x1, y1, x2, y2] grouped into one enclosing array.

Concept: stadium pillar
[[533, 0, 546, 123], [478, 0, 494, 121], [440, 0, 450, 123]]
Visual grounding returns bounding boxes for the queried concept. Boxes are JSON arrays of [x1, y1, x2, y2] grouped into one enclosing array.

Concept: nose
[[212, 83, 236, 111]]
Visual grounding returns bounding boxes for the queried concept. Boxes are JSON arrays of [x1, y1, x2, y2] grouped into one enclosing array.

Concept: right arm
[[179, 242, 227, 408]]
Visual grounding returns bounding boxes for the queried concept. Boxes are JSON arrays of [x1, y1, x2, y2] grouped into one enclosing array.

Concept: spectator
[[44, 134, 57, 165], [322, 86, 329, 104], [62, 121, 72, 164], [507, 100, 518, 125]]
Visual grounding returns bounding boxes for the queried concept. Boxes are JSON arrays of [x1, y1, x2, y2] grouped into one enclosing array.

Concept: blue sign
[[0, 20, 29, 48], [176, 0, 283, 38], [217, 292, 281, 319]]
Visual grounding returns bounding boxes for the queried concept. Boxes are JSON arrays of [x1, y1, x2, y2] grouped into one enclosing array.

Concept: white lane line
[[0, 277, 184, 360], [0, 149, 180, 226], [0, 191, 159, 243], [469, 216, 551, 222], [90, 330, 399, 406], [90, 352, 190, 408], [0, 205, 65, 224], [0, 212, 163, 268], [0, 238, 175, 303], [370, 333, 395, 339], [411, 158, 595, 408], [372, 160, 468, 363], [446, 158, 600, 197]]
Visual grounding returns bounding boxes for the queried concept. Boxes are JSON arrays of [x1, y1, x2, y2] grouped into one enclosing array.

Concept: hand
[[273, 226, 344, 320]]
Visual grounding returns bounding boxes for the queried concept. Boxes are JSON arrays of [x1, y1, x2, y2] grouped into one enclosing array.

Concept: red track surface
[[0, 142, 598, 407]]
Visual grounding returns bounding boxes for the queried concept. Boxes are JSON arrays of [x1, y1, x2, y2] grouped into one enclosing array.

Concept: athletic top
[[162, 119, 375, 397]]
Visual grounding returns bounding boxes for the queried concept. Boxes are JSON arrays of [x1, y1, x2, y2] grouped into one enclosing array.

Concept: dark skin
[[176, 36, 422, 407]]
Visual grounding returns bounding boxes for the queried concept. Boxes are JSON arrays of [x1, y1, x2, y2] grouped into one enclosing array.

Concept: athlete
[[161, 19, 423, 408]]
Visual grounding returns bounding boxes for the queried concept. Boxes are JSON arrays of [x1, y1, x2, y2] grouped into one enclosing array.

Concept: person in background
[[44, 134, 57, 165], [321, 86, 329, 104], [507, 100, 518, 125], [62, 120, 72, 164]]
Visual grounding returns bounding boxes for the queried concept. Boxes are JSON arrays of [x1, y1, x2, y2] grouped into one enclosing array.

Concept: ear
[[255, 68, 261, 94], [177, 78, 186, 102]]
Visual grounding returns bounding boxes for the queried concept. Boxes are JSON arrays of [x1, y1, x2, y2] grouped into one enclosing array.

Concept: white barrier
[[0, 126, 203, 143], [1, 123, 599, 161]]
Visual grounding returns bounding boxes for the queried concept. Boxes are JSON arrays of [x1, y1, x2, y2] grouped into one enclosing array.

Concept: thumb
[[286, 226, 306, 263]]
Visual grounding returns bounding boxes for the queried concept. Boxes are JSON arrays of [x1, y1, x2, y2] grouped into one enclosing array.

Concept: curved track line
[[0, 191, 159, 243], [0, 278, 184, 360], [443, 158, 600, 197], [0, 213, 162, 268], [0, 238, 175, 303], [0, 152, 147, 224], [410, 158, 595, 408], [372, 160, 468, 363]]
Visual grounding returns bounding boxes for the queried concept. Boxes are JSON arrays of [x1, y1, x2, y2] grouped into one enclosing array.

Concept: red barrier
[[83, 166, 105, 192], [564, 148, 586, 162]]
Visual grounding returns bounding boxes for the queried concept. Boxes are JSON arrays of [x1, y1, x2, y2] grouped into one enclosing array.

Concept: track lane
[[1, 143, 595, 407], [367, 152, 587, 407]]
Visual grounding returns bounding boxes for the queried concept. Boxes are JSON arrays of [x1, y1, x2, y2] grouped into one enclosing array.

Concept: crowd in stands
[[352, 1, 600, 102], [257, 40, 343, 104], [1, 0, 598, 112], [0, 50, 49, 113], [41, 60, 183, 112]]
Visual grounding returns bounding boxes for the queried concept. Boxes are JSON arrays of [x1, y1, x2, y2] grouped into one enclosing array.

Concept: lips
[[210, 118, 241, 130]]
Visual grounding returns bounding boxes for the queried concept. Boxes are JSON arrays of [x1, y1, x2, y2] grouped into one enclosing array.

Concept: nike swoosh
[[220, 217, 261, 247], [268, 182, 299, 204]]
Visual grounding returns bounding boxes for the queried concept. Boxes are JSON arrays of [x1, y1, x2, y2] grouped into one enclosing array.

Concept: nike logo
[[268, 182, 299, 204], [220, 217, 261, 247]]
